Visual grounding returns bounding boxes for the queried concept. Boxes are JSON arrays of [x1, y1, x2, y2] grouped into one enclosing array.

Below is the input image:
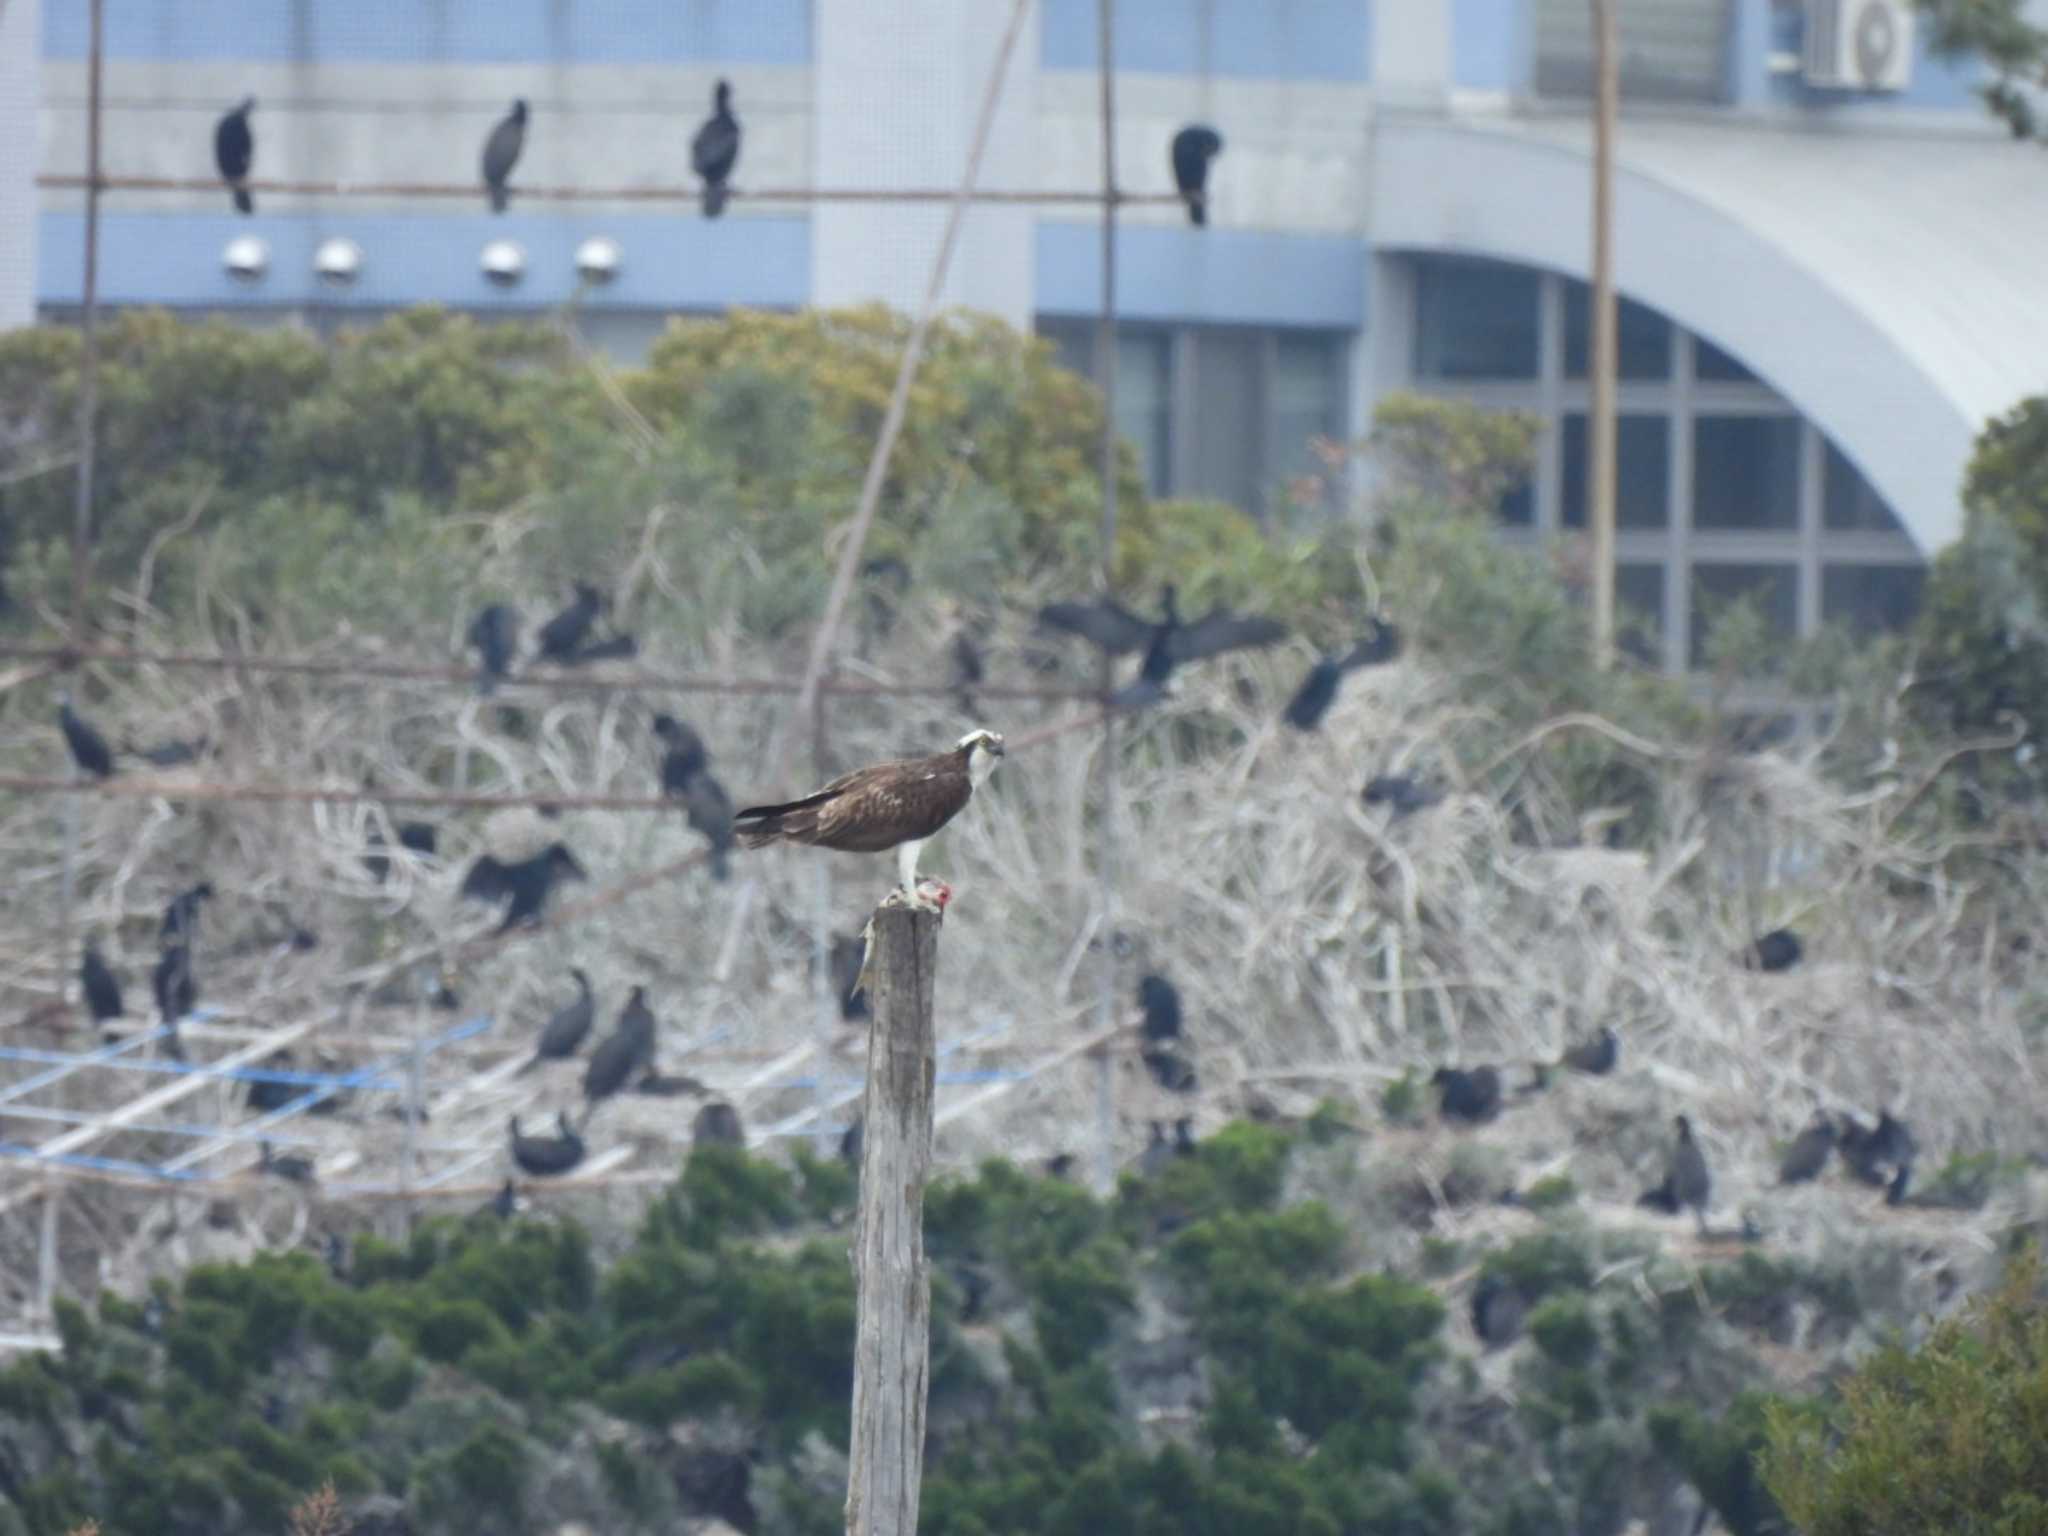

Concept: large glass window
[[1822, 441, 1907, 534], [1694, 335, 1760, 384], [1693, 416, 1800, 530], [1561, 413, 1670, 529], [1115, 330, 1173, 498], [1191, 328, 1264, 513], [1822, 565, 1926, 635], [1271, 332, 1344, 507], [1691, 562, 1797, 666], [1563, 282, 1673, 381], [1414, 257, 1539, 380], [1534, 0, 1733, 102]]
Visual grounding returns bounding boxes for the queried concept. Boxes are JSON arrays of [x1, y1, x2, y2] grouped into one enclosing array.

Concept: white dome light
[[222, 235, 270, 282], [481, 239, 526, 286], [313, 237, 364, 287], [574, 235, 622, 284]]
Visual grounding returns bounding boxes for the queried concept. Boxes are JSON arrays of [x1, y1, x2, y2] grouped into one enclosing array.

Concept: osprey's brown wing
[[733, 749, 972, 853]]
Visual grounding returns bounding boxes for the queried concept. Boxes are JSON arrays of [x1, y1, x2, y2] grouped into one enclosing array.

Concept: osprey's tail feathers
[[731, 788, 837, 847]]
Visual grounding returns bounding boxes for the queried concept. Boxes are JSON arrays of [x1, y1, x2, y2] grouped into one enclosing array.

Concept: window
[[1617, 562, 1666, 665], [1690, 562, 1796, 667], [1115, 330, 1173, 498], [1694, 335, 1760, 384], [1414, 257, 1538, 380], [1822, 441, 1907, 535], [1561, 413, 1670, 529], [1563, 282, 1673, 381], [1499, 476, 1535, 528], [1191, 328, 1264, 513], [1693, 416, 1800, 530], [1822, 565, 1926, 635], [1534, 0, 1733, 103], [1271, 332, 1343, 514]]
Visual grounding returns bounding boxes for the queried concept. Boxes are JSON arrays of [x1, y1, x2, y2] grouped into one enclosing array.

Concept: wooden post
[[844, 900, 940, 1536]]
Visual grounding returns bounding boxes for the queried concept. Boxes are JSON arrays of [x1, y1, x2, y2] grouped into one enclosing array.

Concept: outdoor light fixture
[[222, 235, 270, 282], [481, 239, 526, 287], [574, 235, 622, 285], [313, 237, 364, 287]]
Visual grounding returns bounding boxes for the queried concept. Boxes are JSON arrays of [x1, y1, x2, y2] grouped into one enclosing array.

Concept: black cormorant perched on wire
[[481, 99, 528, 213], [214, 97, 255, 214], [692, 79, 742, 218], [1169, 124, 1223, 226], [653, 716, 733, 879], [692, 1101, 744, 1147], [1840, 1109, 1916, 1187], [581, 985, 656, 1118], [466, 603, 519, 694], [246, 1050, 301, 1113], [153, 943, 197, 1026], [536, 583, 604, 665], [1283, 621, 1402, 731], [258, 1141, 315, 1184], [1745, 928, 1803, 972], [1779, 1110, 1835, 1184], [1559, 1026, 1619, 1076], [518, 968, 594, 1073], [80, 942, 123, 1027], [1138, 973, 1182, 1041], [1659, 1115, 1712, 1231], [510, 1113, 585, 1177], [57, 692, 115, 779], [1038, 584, 1285, 711], [1432, 1065, 1502, 1122], [460, 842, 587, 933], [652, 715, 708, 789]]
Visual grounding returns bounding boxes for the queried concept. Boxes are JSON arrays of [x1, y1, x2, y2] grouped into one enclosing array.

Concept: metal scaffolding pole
[[1589, 0, 1620, 668], [1092, 0, 1122, 1196]]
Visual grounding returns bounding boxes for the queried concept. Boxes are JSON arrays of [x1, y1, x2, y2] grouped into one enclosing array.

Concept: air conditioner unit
[[1803, 0, 1915, 92]]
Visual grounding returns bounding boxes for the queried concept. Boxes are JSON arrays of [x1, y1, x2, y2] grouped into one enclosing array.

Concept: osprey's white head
[[958, 728, 1005, 787]]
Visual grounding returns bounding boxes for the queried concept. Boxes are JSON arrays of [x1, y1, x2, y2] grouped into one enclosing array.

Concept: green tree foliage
[[1761, 1249, 2048, 1536], [1916, 0, 2048, 140]]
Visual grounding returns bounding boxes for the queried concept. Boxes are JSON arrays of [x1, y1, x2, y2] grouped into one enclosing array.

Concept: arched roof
[[1371, 114, 2048, 553]]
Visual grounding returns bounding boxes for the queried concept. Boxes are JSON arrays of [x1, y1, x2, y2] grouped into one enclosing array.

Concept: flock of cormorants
[[211, 92, 1227, 229]]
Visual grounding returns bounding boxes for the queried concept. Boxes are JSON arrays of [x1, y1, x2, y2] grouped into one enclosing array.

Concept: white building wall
[[811, 0, 1039, 328], [0, 0, 40, 328]]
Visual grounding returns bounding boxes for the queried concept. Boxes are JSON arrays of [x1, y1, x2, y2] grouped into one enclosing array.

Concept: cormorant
[[1778, 1111, 1836, 1185], [1043, 1152, 1076, 1179], [681, 770, 735, 881], [1141, 1047, 1198, 1095], [466, 603, 519, 694], [486, 1179, 525, 1219], [364, 818, 438, 883], [509, 1113, 585, 1177], [1745, 928, 1803, 972], [1472, 1270, 1527, 1348], [460, 842, 587, 932], [692, 1100, 745, 1147], [1431, 1065, 1502, 1122], [246, 1050, 301, 1113], [1038, 584, 1285, 710], [519, 968, 594, 1073], [1138, 973, 1182, 1041], [481, 99, 528, 213], [949, 627, 985, 715], [80, 942, 122, 1026], [692, 79, 742, 218], [153, 943, 197, 1026], [159, 882, 214, 946], [1841, 1109, 1916, 1187], [1363, 775, 1442, 819], [214, 96, 255, 214], [652, 714, 708, 788], [635, 1068, 709, 1097], [1659, 1115, 1711, 1231], [1559, 1026, 1619, 1076], [1172, 1117, 1197, 1157], [840, 1112, 862, 1171], [1283, 620, 1403, 731], [1169, 124, 1223, 226], [582, 985, 656, 1116], [57, 692, 115, 779], [258, 1141, 315, 1184], [536, 583, 604, 665]]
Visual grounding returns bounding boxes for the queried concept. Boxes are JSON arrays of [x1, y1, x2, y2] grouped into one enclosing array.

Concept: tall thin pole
[[1589, 0, 1619, 669], [1092, 0, 1121, 1195], [60, 0, 105, 1001]]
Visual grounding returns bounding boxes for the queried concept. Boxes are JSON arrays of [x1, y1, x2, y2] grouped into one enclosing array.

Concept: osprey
[[733, 730, 1004, 895]]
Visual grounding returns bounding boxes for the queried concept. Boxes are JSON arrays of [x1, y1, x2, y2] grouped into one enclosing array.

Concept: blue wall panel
[[1041, 0, 1369, 82], [1451, 0, 1529, 92], [45, 0, 811, 65], [39, 211, 811, 311], [1036, 223, 1364, 329]]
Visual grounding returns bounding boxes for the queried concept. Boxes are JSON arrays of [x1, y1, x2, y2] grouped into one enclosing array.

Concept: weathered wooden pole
[[844, 898, 941, 1536]]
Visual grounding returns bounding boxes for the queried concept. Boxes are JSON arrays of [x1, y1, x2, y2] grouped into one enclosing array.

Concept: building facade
[[10, 0, 2046, 668]]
